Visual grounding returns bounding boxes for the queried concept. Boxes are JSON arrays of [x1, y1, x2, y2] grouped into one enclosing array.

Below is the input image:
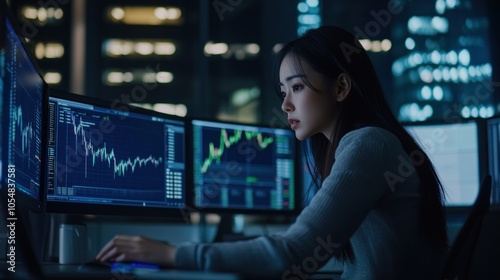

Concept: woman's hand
[[95, 235, 176, 268]]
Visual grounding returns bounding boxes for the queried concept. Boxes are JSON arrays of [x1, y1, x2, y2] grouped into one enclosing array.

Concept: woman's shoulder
[[334, 126, 404, 159], [341, 126, 400, 146]]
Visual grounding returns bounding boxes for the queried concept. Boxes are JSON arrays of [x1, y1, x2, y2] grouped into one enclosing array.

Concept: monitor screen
[[0, 9, 4, 187], [1, 14, 47, 212], [405, 121, 481, 206], [191, 119, 299, 214], [45, 90, 187, 216], [487, 117, 500, 204]]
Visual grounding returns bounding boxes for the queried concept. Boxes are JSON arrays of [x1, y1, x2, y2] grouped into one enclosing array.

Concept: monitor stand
[[212, 214, 258, 242]]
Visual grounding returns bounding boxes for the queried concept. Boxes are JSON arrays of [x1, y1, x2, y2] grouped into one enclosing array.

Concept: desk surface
[[2, 263, 113, 280], [2, 262, 340, 280], [3, 262, 243, 280]]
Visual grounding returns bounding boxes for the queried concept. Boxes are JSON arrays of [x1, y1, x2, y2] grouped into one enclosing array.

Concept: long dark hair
[[272, 26, 448, 262]]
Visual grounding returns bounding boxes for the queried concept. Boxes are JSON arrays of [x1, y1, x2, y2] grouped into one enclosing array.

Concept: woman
[[96, 26, 448, 279]]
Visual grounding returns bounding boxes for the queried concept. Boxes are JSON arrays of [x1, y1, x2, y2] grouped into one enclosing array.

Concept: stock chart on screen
[[4, 18, 45, 204], [46, 94, 186, 212], [192, 119, 297, 213]]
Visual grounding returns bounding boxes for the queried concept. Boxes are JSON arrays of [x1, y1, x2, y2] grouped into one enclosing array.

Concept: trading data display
[[46, 96, 186, 209], [4, 19, 44, 201], [192, 120, 296, 212]]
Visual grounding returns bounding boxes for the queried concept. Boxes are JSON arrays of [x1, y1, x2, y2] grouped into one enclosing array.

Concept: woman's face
[[279, 54, 337, 141]]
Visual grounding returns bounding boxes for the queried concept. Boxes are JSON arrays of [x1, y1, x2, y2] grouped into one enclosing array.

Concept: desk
[[2, 262, 241, 280], [2, 262, 340, 280], [134, 267, 340, 280], [2, 263, 113, 280]]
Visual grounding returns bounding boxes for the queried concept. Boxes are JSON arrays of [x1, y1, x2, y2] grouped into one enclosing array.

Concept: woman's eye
[[292, 85, 302, 92], [280, 92, 286, 98]]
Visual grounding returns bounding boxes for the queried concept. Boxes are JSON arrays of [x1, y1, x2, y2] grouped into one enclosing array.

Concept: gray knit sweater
[[175, 127, 447, 279]]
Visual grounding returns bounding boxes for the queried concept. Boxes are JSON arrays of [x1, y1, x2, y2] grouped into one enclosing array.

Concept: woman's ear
[[335, 73, 351, 102]]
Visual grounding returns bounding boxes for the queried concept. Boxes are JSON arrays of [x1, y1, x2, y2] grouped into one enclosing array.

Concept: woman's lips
[[288, 118, 300, 130]]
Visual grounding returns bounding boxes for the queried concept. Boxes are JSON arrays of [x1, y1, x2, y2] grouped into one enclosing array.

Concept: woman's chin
[[294, 131, 308, 141]]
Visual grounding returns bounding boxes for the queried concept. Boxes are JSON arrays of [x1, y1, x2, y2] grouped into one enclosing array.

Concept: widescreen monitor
[[45, 90, 187, 217], [405, 120, 483, 207], [190, 119, 299, 215], [0, 4, 4, 187], [1, 11, 47, 213]]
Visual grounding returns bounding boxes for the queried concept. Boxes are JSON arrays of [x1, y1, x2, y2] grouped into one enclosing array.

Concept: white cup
[[58, 224, 87, 264]]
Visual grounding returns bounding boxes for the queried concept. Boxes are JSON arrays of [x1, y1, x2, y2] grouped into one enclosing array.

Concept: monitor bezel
[[402, 118, 488, 210], [0, 0, 5, 49], [485, 115, 500, 205], [186, 116, 302, 216], [1, 6, 49, 214], [44, 88, 191, 218]]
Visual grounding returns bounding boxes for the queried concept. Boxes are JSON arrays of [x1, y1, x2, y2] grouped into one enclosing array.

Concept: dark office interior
[[1, 0, 500, 279]]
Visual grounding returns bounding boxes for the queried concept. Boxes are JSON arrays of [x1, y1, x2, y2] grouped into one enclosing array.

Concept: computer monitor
[[487, 117, 500, 204], [190, 119, 299, 215], [1, 10, 47, 213], [405, 120, 484, 207], [45, 89, 187, 217], [0, 2, 5, 189]]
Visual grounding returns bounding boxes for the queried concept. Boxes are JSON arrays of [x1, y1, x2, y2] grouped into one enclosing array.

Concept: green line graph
[[201, 129, 274, 173]]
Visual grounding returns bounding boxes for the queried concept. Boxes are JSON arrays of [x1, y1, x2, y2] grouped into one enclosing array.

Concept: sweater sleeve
[[175, 127, 405, 279]]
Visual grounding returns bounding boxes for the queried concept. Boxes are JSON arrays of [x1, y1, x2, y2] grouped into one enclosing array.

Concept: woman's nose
[[281, 95, 293, 112]]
